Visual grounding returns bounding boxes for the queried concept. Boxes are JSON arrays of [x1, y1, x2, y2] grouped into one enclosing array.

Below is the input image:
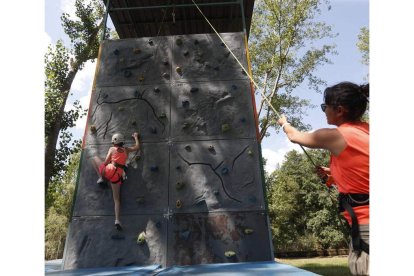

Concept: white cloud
[[262, 138, 303, 173], [71, 60, 96, 94], [60, 0, 76, 18]]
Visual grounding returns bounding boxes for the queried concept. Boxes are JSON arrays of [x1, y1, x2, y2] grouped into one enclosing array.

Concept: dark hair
[[323, 81, 369, 121], [113, 142, 124, 147]]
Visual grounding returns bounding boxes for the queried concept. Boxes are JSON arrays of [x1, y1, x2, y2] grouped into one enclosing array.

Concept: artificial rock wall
[[62, 32, 273, 269]]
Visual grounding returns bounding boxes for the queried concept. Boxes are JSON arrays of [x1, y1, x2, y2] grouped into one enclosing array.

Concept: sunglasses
[[320, 104, 327, 112]]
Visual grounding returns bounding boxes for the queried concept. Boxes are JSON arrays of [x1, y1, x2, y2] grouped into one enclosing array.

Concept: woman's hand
[[277, 115, 288, 127], [132, 132, 139, 139]]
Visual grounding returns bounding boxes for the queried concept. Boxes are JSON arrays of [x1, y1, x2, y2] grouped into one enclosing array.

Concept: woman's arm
[[126, 132, 140, 153], [278, 115, 346, 155], [103, 148, 113, 165]]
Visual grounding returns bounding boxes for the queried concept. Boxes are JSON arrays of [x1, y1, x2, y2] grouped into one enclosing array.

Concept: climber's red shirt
[[330, 122, 369, 225], [99, 146, 128, 184]]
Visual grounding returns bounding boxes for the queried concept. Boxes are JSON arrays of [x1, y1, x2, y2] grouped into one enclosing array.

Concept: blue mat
[[45, 260, 317, 275]]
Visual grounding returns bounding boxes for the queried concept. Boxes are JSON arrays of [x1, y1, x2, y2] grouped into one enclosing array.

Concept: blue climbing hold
[[150, 165, 158, 172], [113, 49, 120, 55], [221, 167, 229, 175]]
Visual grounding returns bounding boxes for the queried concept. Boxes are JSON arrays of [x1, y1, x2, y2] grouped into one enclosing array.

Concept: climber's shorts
[[99, 163, 123, 185]]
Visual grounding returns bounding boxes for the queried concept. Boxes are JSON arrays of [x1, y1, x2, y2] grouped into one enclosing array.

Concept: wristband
[[281, 122, 290, 131]]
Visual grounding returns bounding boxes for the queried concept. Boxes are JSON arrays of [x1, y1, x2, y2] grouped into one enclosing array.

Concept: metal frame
[[100, 0, 246, 41]]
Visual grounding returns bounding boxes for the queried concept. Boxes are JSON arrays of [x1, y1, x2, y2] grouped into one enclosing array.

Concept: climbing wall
[[62, 32, 273, 269]]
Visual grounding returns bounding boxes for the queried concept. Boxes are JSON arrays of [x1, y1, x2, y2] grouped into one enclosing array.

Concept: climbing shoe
[[115, 220, 123, 231]]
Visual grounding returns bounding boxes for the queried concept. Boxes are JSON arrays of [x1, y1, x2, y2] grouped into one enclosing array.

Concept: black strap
[[340, 197, 369, 255]]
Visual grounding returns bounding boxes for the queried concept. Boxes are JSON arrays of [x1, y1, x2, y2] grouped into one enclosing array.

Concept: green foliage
[[249, 0, 337, 140], [45, 151, 80, 260], [266, 149, 348, 252], [357, 26, 369, 66], [45, 0, 110, 193]]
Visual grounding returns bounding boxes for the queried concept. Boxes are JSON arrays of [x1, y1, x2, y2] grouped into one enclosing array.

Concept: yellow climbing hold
[[176, 199, 182, 208], [225, 251, 236, 257], [136, 232, 146, 245], [244, 228, 254, 235], [138, 75, 145, 82], [176, 66, 183, 75]]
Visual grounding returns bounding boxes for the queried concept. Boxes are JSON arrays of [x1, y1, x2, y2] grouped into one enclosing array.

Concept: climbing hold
[[118, 106, 125, 112], [190, 87, 199, 93], [224, 51, 231, 58], [176, 38, 183, 46], [180, 230, 191, 241], [159, 113, 166, 118], [162, 59, 169, 65], [225, 251, 236, 258], [193, 39, 199, 45], [176, 199, 182, 209], [156, 221, 161, 228], [150, 127, 157, 134], [220, 42, 225, 47], [183, 50, 189, 56], [213, 189, 219, 195], [247, 149, 254, 156], [213, 66, 220, 71], [221, 167, 229, 175], [182, 122, 190, 129], [182, 100, 190, 108], [113, 49, 120, 55], [136, 232, 146, 245], [150, 165, 158, 172], [244, 228, 254, 235], [136, 197, 145, 204], [154, 87, 160, 93], [240, 117, 246, 123], [231, 84, 237, 90], [175, 181, 185, 190], [221, 124, 231, 132], [241, 69, 247, 75], [184, 145, 191, 151], [162, 73, 170, 79], [90, 125, 97, 134], [134, 155, 141, 162], [176, 165, 181, 170], [133, 48, 141, 54], [119, 57, 124, 62], [134, 90, 140, 98], [176, 66, 183, 75], [138, 75, 145, 82], [103, 93, 109, 99], [131, 120, 137, 126], [208, 145, 215, 152], [124, 70, 132, 78], [148, 39, 154, 45], [248, 195, 257, 203]]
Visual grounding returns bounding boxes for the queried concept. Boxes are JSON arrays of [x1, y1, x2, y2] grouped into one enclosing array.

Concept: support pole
[[101, 0, 111, 41]]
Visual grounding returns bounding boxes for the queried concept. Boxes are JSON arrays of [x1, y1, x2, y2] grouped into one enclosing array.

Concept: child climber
[[93, 132, 140, 231]]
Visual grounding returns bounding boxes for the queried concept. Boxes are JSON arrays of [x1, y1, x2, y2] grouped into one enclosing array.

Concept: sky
[[44, 0, 369, 174], [3, 0, 414, 274]]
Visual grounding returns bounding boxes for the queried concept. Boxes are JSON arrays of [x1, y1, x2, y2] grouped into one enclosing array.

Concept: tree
[[45, 0, 110, 194], [45, 151, 80, 260], [357, 26, 369, 66], [266, 149, 348, 252], [249, 0, 337, 141]]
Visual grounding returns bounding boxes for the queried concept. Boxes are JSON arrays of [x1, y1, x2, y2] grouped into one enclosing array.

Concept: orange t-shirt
[[329, 122, 369, 225], [111, 146, 127, 165]]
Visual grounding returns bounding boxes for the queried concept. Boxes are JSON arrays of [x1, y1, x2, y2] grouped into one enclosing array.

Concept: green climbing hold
[[247, 149, 254, 156], [225, 251, 236, 258], [175, 181, 185, 190], [244, 228, 254, 235], [159, 113, 166, 118], [221, 124, 230, 132], [118, 106, 125, 111], [137, 232, 146, 245], [136, 197, 145, 204], [176, 38, 183, 46], [176, 66, 183, 75]]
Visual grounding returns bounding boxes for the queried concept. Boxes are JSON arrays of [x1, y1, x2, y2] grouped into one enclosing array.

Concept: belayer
[[277, 82, 369, 276], [92, 132, 140, 231]]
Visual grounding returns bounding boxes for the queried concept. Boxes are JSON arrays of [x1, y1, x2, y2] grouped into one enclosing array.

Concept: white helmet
[[111, 133, 125, 144]]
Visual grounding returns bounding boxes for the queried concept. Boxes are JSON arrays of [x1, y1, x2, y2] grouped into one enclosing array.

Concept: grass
[[276, 256, 352, 276]]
